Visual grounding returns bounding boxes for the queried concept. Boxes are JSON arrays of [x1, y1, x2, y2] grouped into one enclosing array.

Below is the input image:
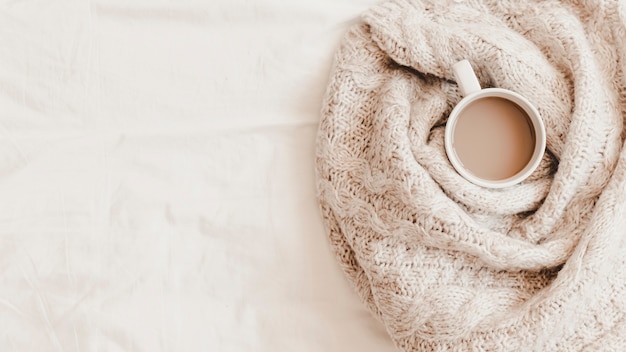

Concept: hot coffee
[[451, 97, 536, 181]]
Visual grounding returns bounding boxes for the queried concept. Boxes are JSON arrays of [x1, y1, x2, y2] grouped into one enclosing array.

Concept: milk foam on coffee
[[452, 97, 535, 181]]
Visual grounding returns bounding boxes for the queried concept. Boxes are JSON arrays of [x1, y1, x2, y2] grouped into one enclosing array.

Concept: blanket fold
[[316, 0, 626, 350]]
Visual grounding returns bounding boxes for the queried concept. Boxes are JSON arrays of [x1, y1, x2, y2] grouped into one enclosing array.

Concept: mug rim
[[444, 88, 546, 189]]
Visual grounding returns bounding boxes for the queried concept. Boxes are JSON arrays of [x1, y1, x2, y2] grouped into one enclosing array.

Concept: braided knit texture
[[315, 0, 626, 350]]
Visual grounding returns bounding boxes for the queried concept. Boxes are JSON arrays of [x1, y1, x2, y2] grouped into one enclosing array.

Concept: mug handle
[[453, 60, 481, 97]]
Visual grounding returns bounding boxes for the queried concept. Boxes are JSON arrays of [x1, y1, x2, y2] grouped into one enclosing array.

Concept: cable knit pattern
[[315, 0, 626, 350]]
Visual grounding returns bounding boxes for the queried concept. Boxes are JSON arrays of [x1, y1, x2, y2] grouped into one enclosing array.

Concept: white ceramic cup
[[444, 60, 546, 188]]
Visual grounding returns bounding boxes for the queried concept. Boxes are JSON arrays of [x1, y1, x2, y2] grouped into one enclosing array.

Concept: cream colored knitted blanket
[[315, 0, 626, 350]]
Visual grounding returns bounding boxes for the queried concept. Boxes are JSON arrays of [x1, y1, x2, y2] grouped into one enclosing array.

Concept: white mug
[[444, 60, 546, 188]]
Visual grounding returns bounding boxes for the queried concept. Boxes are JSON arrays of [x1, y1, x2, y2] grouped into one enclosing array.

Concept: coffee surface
[[452, 97, 535, 181]]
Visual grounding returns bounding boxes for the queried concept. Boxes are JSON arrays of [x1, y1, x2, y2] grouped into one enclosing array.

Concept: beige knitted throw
[[315, 0, 626, 350]]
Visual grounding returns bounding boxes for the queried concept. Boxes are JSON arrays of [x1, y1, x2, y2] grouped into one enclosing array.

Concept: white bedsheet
[[0, 0, 397, 351]]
